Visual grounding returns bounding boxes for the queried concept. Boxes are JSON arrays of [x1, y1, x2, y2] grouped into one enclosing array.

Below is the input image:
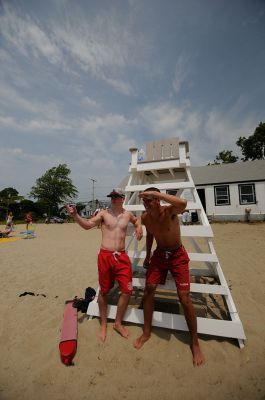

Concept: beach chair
[[87, 138, 246, 348]]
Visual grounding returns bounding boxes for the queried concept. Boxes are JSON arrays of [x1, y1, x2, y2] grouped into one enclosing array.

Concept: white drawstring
[[113, 251, 121, 261]]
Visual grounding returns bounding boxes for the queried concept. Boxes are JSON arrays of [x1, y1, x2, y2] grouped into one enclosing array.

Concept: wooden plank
[[188, 253, 218, 262], [132, 265, 215, 278], [87, 303, 246, 340], [128, 250, 218, 263], [181, 225, 213, 237], [126, 182, 195, 192], [135, 159, 181, 171], [124, 201, 201, 212], [131, 278, 228, 295]]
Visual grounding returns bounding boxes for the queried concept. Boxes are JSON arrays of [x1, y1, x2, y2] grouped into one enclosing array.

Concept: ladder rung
[[128, 250, 218, 263], [132, 278, 228, 295], [125, 182, 195, 192]]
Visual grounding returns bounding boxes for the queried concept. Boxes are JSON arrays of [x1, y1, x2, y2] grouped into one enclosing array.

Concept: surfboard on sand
[[59, 301, 78, 365]]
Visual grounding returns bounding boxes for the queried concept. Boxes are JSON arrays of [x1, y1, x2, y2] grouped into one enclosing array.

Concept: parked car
[[47, 216, 64, 224]]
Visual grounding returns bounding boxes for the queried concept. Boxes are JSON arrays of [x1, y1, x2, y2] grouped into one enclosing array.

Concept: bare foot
[[191, 343, 205, 367], [133, 333, 151, 349], [113, 323, 130, 339], [98, 324, 107, 342]]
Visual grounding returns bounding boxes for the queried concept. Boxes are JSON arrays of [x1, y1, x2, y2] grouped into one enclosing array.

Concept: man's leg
[[113, 292, 131, 338], [178, 290, 205, 366], [98, 291, 108, 342], [134, 284, 157, 349]]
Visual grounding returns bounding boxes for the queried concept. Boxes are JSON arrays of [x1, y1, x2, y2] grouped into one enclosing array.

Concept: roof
[[191, 159, 265, 186]]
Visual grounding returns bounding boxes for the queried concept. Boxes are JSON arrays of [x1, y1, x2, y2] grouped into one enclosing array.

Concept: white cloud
[[104, 77, 134, 96], [139, 102, 201, 138], [81, 97, 100, 108], [0, 5, 63, 65], [173, 56, 189, 94]]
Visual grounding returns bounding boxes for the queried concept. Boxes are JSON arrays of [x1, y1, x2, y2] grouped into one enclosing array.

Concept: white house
[[190, 160, 265, 222]]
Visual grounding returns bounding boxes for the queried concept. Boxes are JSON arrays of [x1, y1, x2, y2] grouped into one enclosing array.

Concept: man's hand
[[143, 257, 150, 269], [135, 225, 143, 240], [139, 191, 159, 201], [64, 204, 77, 217]]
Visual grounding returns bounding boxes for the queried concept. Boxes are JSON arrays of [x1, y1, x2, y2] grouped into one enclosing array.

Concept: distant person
[[25, 212, 33, 231], [65, 188, 143, 342], [6, 212, 14, 231], [0, 225, 12, 238], [134, 188, 205, 367], [181, 210, 191, 225]]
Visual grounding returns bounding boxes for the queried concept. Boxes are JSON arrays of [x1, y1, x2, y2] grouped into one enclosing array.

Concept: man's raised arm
[[139, 191, 187, 213], [65, 204, 102, 230]]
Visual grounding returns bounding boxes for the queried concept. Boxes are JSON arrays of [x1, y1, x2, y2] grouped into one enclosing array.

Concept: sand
[[0, 222, 265, 400]]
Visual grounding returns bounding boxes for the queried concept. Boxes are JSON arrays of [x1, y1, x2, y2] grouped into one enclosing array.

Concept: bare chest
[[145, 211, 179, 235], [103, 211, 130, 230]]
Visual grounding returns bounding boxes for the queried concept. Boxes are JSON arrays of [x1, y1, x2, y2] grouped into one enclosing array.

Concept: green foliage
[[0, 187, 24, 217], [208, 150, 238, 165], [30, 164, 78, 216], [236, 122, 265, 161], [0, 187, 19, 198]]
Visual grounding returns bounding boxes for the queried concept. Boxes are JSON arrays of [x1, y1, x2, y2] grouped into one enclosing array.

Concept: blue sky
[[0, 0, 264, 202]]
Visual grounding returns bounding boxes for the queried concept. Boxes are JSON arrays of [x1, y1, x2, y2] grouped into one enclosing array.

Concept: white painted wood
[[127, 250, 218, 263], [131, 277, 228, 295], [87, 303, 246, 340], [126, 182, 195, 192], [180, 225, 213, 237], [124, 201, 201, 212]]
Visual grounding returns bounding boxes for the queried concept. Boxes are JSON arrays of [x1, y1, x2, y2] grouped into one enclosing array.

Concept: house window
[[214, 185, 230, 206], [238, 184, 256, 205]]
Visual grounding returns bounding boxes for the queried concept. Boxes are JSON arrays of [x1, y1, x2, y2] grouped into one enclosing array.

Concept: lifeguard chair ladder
[[87, 138, 246, 348]]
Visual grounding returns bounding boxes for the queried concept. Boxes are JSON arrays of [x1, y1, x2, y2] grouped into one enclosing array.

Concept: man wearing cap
[[65, 188, 143, 342]]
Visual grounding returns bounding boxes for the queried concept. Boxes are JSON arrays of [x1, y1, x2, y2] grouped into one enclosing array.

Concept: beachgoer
[[0, 225, 12, 237], [181, 210, 191, 225], [134, 187, 205, 367], [65, 188, 143, 342], [25, 212, 33, 231], [6, 212, 14, 231]]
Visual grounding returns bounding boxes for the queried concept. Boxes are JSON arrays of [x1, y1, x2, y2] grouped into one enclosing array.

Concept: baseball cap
[[107, 188, 125, 198]]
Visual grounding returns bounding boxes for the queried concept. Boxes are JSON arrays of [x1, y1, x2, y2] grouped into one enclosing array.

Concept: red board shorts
[[98, 249, 133, 295], [146, 245, 190, 291]]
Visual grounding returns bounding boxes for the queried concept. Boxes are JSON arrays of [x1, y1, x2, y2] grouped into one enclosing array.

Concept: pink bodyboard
[[59, 301, 78, 365]]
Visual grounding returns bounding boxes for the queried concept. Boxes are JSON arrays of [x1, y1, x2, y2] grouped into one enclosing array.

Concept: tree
[[236, 122, 265, 161], [30, 164, 78, 217], [208, 150, 238, 165], [0, 187, 23, 217]]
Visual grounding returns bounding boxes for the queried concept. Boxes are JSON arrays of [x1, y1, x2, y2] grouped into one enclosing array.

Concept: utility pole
[[89, 178, 97, 214]]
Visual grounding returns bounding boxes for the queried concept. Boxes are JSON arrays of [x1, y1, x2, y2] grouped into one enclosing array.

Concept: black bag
[[72, 287, 96, 313]]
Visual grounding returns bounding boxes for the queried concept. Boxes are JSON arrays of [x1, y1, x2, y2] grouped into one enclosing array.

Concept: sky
[[0, 0, 264, 203]]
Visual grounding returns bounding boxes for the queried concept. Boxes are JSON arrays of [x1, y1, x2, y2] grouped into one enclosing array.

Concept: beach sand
[[0, 222, 265, 400]]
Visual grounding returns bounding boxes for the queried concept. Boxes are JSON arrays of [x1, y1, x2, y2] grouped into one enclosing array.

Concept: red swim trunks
[[98, 249, 132, 295], [146, 245, 190, 291]]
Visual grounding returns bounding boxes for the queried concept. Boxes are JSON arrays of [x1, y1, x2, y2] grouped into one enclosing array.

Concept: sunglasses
[[111, 195, 124, 199]]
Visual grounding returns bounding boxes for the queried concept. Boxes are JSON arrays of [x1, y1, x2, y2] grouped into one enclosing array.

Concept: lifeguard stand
[[87, 138, 246, 347]]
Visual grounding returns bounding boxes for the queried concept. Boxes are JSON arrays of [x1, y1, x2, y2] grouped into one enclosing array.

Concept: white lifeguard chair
[[87, 138, 246, 348]]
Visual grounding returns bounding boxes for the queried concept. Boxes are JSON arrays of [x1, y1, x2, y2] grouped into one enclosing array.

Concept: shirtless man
[[134, 187, 205, 367], [65, 188, 142, 342]]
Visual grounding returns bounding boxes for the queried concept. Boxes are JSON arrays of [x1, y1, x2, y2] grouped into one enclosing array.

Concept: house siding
[[197, 181, 265, 221]]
